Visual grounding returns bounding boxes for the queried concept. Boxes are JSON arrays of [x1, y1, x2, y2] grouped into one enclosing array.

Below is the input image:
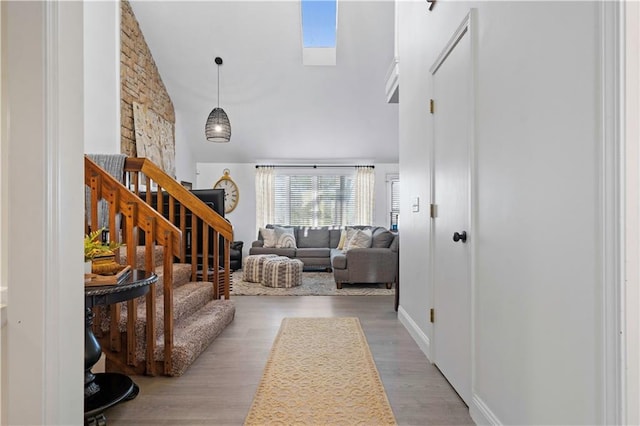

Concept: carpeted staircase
[[100, 246, 236, 376]]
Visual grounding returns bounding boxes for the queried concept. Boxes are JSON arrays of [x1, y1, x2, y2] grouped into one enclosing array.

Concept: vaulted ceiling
[[130, 0, 398, 164]]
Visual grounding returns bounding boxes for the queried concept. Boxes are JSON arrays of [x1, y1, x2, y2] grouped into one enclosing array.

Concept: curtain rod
[[255, 164, 374, 169]]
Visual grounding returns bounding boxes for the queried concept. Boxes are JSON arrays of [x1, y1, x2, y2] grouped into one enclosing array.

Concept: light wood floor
[[106, 295, 473, 425]]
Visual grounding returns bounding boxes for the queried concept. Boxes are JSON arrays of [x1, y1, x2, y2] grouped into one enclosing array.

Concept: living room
[[90, 0, 401, 256]]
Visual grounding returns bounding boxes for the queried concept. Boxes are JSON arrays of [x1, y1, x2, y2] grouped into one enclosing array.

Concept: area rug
[[231, 271, 394, 296], [244, 317, 397, 426]]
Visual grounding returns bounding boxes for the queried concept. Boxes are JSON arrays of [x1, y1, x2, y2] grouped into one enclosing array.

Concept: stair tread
[[146, 299, 236, 376], [113, 280, 216, 333], [166, 299, 235, 344], [147, 263, 193, 292]]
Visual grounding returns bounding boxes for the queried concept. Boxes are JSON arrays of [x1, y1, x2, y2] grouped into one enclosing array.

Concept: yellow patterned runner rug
[[244, 317, 397, 425]]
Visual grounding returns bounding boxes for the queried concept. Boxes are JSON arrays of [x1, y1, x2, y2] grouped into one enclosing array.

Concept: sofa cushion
[[389, 235, 399, 252], [296, 227, 330, 248], [331, 252, 347, 269], [344, 229, 372, 250], [329, 228, 342, 248], [296, 247, 331, 258], [274, 226, 297, 248], [371, 227, 395, 248], [249, 247, 296, 258]]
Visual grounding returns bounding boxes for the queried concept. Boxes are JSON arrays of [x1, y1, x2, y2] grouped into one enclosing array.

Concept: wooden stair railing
[[123, 158, 234, 300], [85, 155, 182, 376]]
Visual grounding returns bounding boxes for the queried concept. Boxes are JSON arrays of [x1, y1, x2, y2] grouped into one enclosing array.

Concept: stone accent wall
[[120, 0, 175, 157]]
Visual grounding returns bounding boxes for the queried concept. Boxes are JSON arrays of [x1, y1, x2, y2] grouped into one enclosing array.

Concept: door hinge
[[430, 99, 435, 114], [430, 203, 437, 218], [430, 308, 435, 323]]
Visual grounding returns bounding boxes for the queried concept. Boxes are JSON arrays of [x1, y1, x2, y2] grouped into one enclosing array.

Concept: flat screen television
[[189, 189, 225, 218], [188, 189, 226, 268]]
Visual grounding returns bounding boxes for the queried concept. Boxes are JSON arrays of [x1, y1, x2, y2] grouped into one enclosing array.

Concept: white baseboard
[[398, 306, 432, 361], [399, 306, 503, 426], [470, 394, 502, 425]]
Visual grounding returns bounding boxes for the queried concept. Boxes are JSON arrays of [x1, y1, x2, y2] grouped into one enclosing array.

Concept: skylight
[[301, 0, 337, 66], [301, 0, 336, 48]]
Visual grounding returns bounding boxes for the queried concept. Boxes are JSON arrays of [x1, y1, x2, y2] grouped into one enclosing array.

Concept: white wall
[[398, 1, 611, 424], [175, 109, 197, 185], [83, 0, 120, 154], [196, 162, 398, 258]]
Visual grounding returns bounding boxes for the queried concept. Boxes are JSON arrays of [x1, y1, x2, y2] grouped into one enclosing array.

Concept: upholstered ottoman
[[243, 254, 278, 283], [261, 257, 304, 288]]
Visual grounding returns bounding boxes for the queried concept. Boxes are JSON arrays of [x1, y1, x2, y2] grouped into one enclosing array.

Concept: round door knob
[[453, 231, 467, 243]]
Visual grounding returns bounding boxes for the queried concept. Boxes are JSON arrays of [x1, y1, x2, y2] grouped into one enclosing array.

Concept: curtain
[[255, 166, 275, 231], [355, 166, 375, 225]]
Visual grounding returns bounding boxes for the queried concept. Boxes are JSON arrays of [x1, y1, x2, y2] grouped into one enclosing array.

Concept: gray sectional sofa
[[250, 225, 341, 270], [249, 225, 399, 289]]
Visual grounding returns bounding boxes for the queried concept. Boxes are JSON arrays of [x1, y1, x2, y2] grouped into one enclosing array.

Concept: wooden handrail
[[85, 157, 182, 257], [123, 157, 234, 300], [85, 155, 182, 375], [124, 158, 233, 241]]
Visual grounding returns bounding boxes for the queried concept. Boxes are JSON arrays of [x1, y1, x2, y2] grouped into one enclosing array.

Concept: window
[[388, 174, 399, 231], [274, 173, 355, 226]]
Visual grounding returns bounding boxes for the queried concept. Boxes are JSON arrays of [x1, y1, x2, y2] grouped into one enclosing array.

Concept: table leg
[[85, 308, 102, 398], [84, 307, 137, 425]]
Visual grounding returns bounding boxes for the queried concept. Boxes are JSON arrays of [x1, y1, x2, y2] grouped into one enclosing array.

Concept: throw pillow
[[274, 226, 297, 248], [371, 228, 395, 248], [337, 230, 348, 250], [344, 229, 372, 251], [338, 227, 358, 250], [261, 228, 277, 248]]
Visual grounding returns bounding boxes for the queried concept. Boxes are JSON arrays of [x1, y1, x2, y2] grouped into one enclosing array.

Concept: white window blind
[[274, 174, 356, 226], [389, 175, 399, 230], [391, 179, 400, 213]]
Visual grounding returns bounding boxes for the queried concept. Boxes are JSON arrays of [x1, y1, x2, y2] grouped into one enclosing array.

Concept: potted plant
[[84, 228, 121, 274]]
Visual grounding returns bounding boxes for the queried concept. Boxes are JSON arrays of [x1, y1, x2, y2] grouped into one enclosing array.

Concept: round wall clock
[[213, 168, 239, 213]]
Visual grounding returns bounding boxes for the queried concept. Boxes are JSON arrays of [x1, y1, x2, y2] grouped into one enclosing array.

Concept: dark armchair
[[229, 241, 243, 271]]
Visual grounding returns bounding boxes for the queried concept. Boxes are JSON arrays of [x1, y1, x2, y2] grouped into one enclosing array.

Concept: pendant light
[[205, 56, 231, 142]]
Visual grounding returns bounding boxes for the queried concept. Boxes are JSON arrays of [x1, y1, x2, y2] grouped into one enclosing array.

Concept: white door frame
[[623, 2, 640, 424], [612, 0, 640, 424], [601, 1, 626, 424], [429, 9, 477, 406], [3, 2, 85, 424]]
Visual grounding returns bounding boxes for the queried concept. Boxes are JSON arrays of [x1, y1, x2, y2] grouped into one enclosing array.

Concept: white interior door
[[431, 21, 472, 405]]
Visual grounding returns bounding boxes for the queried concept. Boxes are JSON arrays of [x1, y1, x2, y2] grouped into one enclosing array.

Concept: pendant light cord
[[217, 63, 220, 108]]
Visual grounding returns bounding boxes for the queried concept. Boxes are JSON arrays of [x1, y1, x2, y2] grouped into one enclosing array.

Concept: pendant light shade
[[205, 57, 231, 142], [205, 107, 231, 142]]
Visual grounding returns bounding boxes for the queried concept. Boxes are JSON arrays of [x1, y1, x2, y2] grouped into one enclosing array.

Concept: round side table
[[84, 269, 157, 425]]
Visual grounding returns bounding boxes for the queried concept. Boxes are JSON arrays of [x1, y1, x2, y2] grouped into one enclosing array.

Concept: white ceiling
[[129, 0, 399, 164]]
